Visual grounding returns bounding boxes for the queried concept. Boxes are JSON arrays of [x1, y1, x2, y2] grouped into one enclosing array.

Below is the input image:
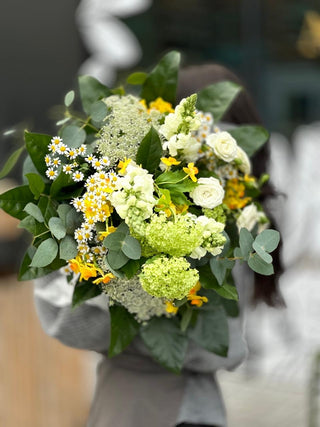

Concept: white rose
[[206, 131, 238, 162], [236, 204, 259, 232], [190, 177, 224, 209], [236, 146, 251, 174]]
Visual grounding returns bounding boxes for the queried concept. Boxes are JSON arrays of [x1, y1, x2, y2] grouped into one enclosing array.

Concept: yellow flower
[[139, 99, 147, 109], [148, 97, 174, 114], [223, 178, 251, 210], [93, 273, 115, 285], [187, 282, 208, 307], [98, 225, 117, 241], [165, 301, 178, 314], [118, 158, 132, 175], [183, 162, 199, 182], [160, 157, 181, 168], [69, 256, 82, 274]]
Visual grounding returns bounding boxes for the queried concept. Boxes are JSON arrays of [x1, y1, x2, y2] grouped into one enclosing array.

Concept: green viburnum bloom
[[144, 213, 204, 257], [139, 255, 199, 300], [202, 205, 227, 224]]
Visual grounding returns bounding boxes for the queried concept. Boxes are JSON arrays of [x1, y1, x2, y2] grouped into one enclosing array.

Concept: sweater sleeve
[[34, 272, 110, 354]]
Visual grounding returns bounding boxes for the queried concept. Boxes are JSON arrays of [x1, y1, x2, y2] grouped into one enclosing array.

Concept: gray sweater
[[34, 271, 248, 426]]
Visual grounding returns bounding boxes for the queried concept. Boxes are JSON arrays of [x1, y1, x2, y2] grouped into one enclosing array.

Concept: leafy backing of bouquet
[[0, 51, 279, 373]]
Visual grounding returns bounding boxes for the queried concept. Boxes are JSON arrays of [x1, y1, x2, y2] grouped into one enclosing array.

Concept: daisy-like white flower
[[78, 145, 87, 156], [48, 143, 57, 153], [77, 243, 90, 254], [57, 143, 68, 155], [67, 147, 78, 159], [92, 159, 103, 170], [72, 197, 83, 212], [85, 155, 94, 163], [100, 157, 110, 167], [63, 164, 74, 174], [46, 168, 58, 180], [72, 171, 84, 182], [51, 157, 61, 168], [75, 228, 86, 243], [44, 155, 52, 166], [51, 136, 63, 145]]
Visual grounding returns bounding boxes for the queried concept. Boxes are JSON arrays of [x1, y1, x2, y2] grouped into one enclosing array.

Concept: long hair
[[177, 64, 284, 306]]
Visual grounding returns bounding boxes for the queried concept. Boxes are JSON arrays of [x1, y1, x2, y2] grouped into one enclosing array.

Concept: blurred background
[[0, 0, 319, 426]]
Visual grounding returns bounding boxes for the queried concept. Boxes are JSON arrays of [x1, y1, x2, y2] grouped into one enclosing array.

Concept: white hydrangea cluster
[[159, 95, 202, 162], [98, 95, 153, 167], [190, 216, 226, 259], [101, 276, 168, 322], [45, 136, 88, 181], [109, 161, 156, 223]]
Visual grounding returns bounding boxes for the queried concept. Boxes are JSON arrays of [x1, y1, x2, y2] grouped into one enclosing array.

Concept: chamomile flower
[[100, 156, 110, 167], [48, 143, 57, 153], [63, 163, 74, 174], [77, 243, 90, 254], [75, 228, 86, 243], [51, 157, 61, 168], [78, 145, 87, 156], [44, 155, 52, 166], [51, 136, 63, 145], [57, 143, 68, 155], [72, 197, 83, 212], [92, 158, 103, 170], [72, 171, 84, 182], [67, 148, 78, 159], [46, 168, 58, 180], [85, 155, 94, 163]]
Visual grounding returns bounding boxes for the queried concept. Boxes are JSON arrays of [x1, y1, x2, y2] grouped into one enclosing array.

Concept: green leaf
[[37, 196, 58, 224], [24, 132, 51, 176], [141, 51, 181, 105], [24, 202, 44, 223], [108, 305, 140, 357], [254, 229, 280, 253], [0, 146, 24, 179], [72, 281, 102, 308], [65, 208, 82, 234], [156, 170, 197, 192], [248, 253, 274, 275], [78, 75, 111, 115], [210, 257, 235, 286], [221, 299, 239, 318], [188, 305, 229, 356], [25, 173, 45, 199], [64, 90, 75, 107], [22, 155, 39, 182], [59, 235, 78, 260], [239, 228, 254, 260], [90, 100, 108, 123], [135, 127, 163, 173], [228, 126, 269, 157], [57, 203, 73, 225], [48, 217, 66, 240], [18, 215, 47, 235], [30, 238, 58, 268], [18, 247, 56, 281], [211, 282, 239, 301], [180, 306, 193, 332], [107, 249, 129, 270], [0, 185, 34, 220], [140, 316, 188, 374], [127, 72, 148, 85], [252, 243, 273, 264], [198, 263, 218, 289], [103, 232, 126, 251], [50, 171, 75, 198], [120, 259, 141, 279], [196, 81, 242, 122], [121, 235, 141, 260], [61, 125, 86, 148]]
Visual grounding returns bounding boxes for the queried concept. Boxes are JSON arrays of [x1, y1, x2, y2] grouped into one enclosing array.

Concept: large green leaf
[[48, 217, 66, 240], [211, 282, 239, 301], [18, 247, 56, 281], [78, 75, 111, 115], [37, 196, 58, 224], [24, 132, 51, 176], [196, 81, 242, 122], [24, 202, 44, 223], [127, 72, 148, 85], [72, 280, 102, 308], [141, 51, 181, 104], [18, 215, 48, 236], [59, 235, 78, 261], [156, 170, 197, 192], [239, 228, 254, 261], [0, 185, 34, 220], [228, 125, 269, 157], [106, 249, 129, 270], [140, 316, 188, 374], [108, 305, 140, 357], [210, 257, 235, 286], [248, 253, 274, 275], [188, 305, 229, 357], [30, 238, 58, 268], [254, 229, 280, 253], [0, 146, 25, 179], [121, 235, 141, 260], [135, 127, 163, 173], [25, 173, 45, 199]]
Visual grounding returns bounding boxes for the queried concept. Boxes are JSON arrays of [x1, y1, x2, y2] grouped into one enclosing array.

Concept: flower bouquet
[[0, 51, 280, 373]]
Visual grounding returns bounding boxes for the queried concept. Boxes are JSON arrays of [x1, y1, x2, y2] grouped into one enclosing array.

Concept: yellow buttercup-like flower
[[160, 157, 181, 168], [183, 162, 199, 182], [188, 282, 208, 307], [148, 97, 174, 114], [118, 158, 132, 175], [165, 301, 178, 314]]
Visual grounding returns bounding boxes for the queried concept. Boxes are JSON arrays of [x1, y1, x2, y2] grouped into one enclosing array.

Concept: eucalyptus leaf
[[210, 257, 235, 286], [248, 253, 274, 275], [121, 235, 141, 260], [18, 247, 56, 281], [61, 125, 86, 148], [72, 280, 102, 308], [228, 126, 269, 157], [0, 146, 24, 179], [252, 243, 273, 264], [59, 235, 78, 261], [24, 202, 44, 223], [90, 100, 108, 123], [48, 217, 66, 240], [140, 316, 188, 374], [196, 81, 242, 122], [254, 229, 280, 253], [0, 185, 35, 220], [18, 215, 48, 236], [141, 51, 180, 104], [64, 90, 75, 107], [65, 208, 82, 234], [108, 305, 140, 357], [239, 228, 254, 260], [25, 173, 45, 199], [107, 249, 129, 269], [135, 127, 163, 173], [30, 238, 58, 268], [78, 75, 111, 114], [57, 203, 73, 226], [37, 196, 58, 224], [22, 155, 39, 183], [103, 232, 126, 251]]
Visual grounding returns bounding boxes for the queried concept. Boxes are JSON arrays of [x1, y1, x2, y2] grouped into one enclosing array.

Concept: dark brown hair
[[177, 64, 284, 306]]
